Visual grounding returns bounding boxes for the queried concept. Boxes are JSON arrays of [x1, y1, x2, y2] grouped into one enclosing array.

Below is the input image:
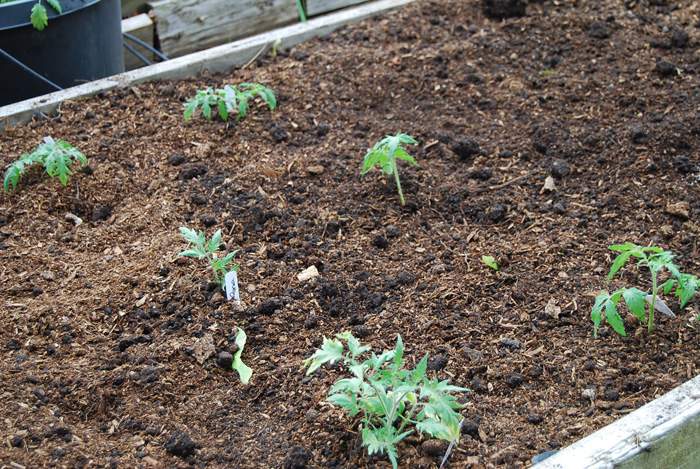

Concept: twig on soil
[[467, 172, 534, 195], [439, 418, 464, 469], [242, 42, 272, 69], [487, 173, 531, 191]]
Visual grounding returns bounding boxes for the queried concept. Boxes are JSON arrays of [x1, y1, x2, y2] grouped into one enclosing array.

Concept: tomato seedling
[[183, 83, 276, 122], [361, 133, 418, 206], [3, 137, 87, 192], [305, 332, 466, 469], [178, 227, 239, 288], [592, 243, 698, 337]]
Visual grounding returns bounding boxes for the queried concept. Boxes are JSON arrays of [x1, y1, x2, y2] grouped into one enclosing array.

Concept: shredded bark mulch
[[1, 0, 699, 467]]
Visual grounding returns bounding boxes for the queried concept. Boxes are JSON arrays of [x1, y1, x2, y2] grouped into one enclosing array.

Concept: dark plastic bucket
[[0, 0, 123, 106]]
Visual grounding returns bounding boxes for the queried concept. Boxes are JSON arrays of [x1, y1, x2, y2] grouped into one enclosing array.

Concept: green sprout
[[361, 133, 418, 206], [295, 0, 306, 21], [183, 83, 276, 122], [304, 332, 466, 469], [592, 243, 698, 337], [481, 255, 499, 271], [232, 327, 252, 384], [3, 137, 87, 192], [178, 227, 239, 288]]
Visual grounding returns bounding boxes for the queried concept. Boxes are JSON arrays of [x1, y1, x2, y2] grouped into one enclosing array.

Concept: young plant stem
[[392, 161, 405, 206], [649, 272, 657, 333], [295, 0, 307, 21], [396, 402, 417, 434]]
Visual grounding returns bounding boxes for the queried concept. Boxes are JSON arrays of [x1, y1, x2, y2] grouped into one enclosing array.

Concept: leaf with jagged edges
[[4, 138, 86, 191], [31, 3, 48, 31], [46, 0, 62, 13], [304, 336, 344, 375]]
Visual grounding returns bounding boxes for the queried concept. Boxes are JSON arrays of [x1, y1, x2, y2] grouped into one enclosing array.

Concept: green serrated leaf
[[179, 227, 201, 245], [217, 100, 229, 122], [622, 287, 647, 322], [605, 299, 626, 336], [237, 97, 249, 120], [662, 278, 677, 295], [207, 229, 222, 253], [183, 101, 197, 121], [178, 248, 205, 258], [46, 0, 61, 13], [412, 354, 428, 383], [202, 101, 212, 120], [394, 148, 417, 165], [3, 161, 26, 192], [392, 335, 404, 372], [609, 242, 638, 253], [304, 337, 344, 375], [608, 251, 633, 280], [327, 393, 359, 415], [416, 419, 451, 439], [676, 274, 698, 309], [31, 3, 48, 31]]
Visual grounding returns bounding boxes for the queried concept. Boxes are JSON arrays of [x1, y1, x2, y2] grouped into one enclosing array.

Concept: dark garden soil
[[1, 0, 700, 467]]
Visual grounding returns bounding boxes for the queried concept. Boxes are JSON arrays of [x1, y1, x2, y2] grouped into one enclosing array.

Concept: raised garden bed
[[1, 0, 699, 467]]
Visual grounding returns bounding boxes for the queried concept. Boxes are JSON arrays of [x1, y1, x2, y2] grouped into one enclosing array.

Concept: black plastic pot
[[0, 0, 123, 106]]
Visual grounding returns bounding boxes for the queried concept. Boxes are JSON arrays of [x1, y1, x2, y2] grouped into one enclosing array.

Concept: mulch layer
[[1, 0, 699, 467]]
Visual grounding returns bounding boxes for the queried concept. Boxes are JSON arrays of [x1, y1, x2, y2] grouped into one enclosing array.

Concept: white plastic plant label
[[224, 270, 240, 302], [645, 295, 675, 318]]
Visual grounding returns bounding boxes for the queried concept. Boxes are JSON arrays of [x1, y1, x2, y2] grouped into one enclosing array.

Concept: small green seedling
[[232, 327, 252, 384], [178, 227, 239, 288], [3, 137, 87, 192], [183, 83, 276, 122], [592, 243, 698, 337], [361, 133, 418, 206], [304, 332, 466, 469], [481, 255, 499, 271]]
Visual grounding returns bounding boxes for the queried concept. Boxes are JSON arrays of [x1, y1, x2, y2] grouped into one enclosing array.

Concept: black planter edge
[[0, 0, 102, 31]]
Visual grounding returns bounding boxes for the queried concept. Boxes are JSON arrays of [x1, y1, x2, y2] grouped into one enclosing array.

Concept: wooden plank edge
[[533, 374, 700, 468], [122, 12, 153, 33], [0, 0, 414, 130], [122, 13, 155, 71]]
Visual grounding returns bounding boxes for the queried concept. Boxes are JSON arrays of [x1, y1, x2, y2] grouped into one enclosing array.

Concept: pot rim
[[0, 0, 103, 31]]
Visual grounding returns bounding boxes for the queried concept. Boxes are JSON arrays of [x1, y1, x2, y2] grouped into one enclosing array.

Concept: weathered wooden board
[[148, 0, 298, 58], [122, 13, 155, 70], [307, 0, 369, 16], [0, 0, 415, 129], [534, 375, 700, 468]]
